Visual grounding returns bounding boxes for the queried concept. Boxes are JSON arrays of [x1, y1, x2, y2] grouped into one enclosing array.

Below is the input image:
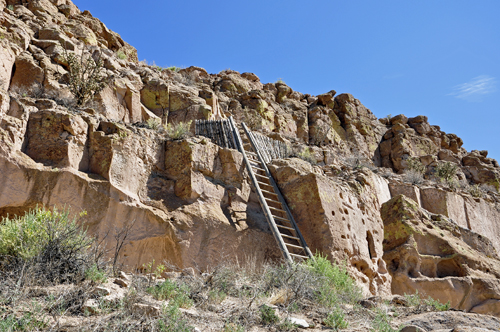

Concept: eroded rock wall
[[382, 194, 500, 314]]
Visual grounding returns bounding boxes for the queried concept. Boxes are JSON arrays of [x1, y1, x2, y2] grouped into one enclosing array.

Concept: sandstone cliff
[[1, 0, 500, 320]]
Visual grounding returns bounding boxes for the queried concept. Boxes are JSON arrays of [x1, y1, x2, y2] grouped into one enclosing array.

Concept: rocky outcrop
[[382, 194, 500, 313], [1, 0, 500, 321], [269, 158, 392, 296]]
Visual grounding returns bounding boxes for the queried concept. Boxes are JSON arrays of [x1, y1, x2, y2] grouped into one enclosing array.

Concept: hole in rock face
[[408, 267, 419, 278], [332, 210, 335, 216], [344, 208, 349, 214], [389, 258, 400, 272], [366, 231, 376, 259], [437, 259, 464, 278]]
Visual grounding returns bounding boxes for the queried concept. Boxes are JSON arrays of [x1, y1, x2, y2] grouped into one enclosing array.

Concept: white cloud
[[449, 75, 496, 101]]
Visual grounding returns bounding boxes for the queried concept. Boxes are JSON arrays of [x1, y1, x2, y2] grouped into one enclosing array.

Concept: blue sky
[[73, 0, 500, 160]]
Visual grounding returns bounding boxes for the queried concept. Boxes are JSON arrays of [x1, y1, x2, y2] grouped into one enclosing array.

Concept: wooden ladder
[[228, 118, 313, 263]]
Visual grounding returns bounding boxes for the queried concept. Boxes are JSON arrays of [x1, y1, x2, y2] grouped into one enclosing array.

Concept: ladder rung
[[281, 234, 300, 241], [257, 181, 273, 187], [246, 151, 257, 156], [269, 206, 286, 213], [251, 165, 265, 171], [265, 197, 282, 204], [290, 253, 309, 259], [273, 215, 290, 223], [261, 189, 278, 196], [284, 243, 305, 250], [276, 224, 295, 231], [254, 173, 268, 179]]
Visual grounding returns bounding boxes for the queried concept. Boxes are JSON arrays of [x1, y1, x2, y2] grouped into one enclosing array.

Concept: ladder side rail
[[242, 123, 314, 259], [229, 118, 293, 263]]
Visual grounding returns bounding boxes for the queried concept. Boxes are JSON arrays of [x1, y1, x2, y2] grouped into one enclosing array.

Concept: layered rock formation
[[1, 0, 500, 319]]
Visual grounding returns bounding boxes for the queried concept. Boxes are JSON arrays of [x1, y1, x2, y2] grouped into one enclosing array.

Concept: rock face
[[269, 158, 392, 296], [382, 195, 500, 313], [1, 0, 500, 321]]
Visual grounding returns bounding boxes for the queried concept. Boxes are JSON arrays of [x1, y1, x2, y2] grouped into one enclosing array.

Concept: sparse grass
[[158, 304, 195, 332], [165, 121, 192, 140], [146, 117, 161, 130], [85, 263, 107, 283], [259, 304, 279, 324], [305, 254, 362, 306], [434, 161, 458, 185], [424, 297, 450, 311], [468, 184, 483, 198], [167, 66, 182, 72], [372, 308, 398, 332], [275, 78, 285, 84], [277, 318, 299, 331], [324, 307, 349, 329], [403, 169, 424, 185], [208, 289, 227, 304], [116, 50, 127, 60], [147, 280, 193, 308]]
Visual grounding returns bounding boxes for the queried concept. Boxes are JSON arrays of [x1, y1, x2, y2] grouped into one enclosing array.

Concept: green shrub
[[277, 319, 298, 331], [434, 161, 458, 184], [371, 308, 397, 332], [7, 4, 14, 10], [208, 289, 227, 304], [116, 50, 127, 60], [167, 66, 181, 72], [158, 304, 194, 332], [468, 184, 483, 198], [147, 280, 193, 308], [85, 263, 107, 283], [62, 47, 108, 106], [0, 207, 95, 285], [424, 297, 450, 311], [146, 118, 161, 130], [0, 207, 89, 259], [165, 121, 192, 140], [0, 302, 48, 331], [324, 307, 349, 329], [275, 78, 285, 84], [306, 253, 362, 306], [260, 304, 279, 324], [406, 157, 426, 175], [404, 291, 422, 307]]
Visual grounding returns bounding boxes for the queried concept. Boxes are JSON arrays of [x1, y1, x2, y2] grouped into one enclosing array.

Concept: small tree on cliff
[[63, 46, 108, 106]]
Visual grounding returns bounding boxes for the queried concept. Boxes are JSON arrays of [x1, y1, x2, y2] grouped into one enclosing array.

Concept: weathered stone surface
[[270, 158, 392, 296], [24, 110, 88, 170], [10, 51, 44, 90], [398, 311, 500, 332], [382, 195, 500, 316]]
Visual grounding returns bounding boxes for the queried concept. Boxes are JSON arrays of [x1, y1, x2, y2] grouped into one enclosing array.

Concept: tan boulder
[[10, 52, 45, 91], [24, 109, 89, 170], [333, 93, 386, 159], [269, 158, 392, 296], [89, 123, 163, 198], [420, 187, 467, 228], [389, 182, 422, 206]]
